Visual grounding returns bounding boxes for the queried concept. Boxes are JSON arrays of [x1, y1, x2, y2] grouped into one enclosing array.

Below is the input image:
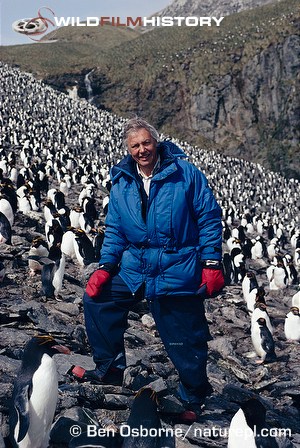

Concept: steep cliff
[[187, 34, 300, 176]]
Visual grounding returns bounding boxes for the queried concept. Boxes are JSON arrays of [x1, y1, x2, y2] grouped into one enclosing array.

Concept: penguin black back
[[241, 398, 266, 432], [41, 245, 63, 298], [258, 318, 276, 363]]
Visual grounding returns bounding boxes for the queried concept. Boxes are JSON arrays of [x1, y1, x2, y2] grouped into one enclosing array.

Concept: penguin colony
[[0, 63, 299, 447]]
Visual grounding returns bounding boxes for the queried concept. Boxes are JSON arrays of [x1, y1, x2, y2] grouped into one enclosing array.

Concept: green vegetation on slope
[[0, 24, 139, 75]]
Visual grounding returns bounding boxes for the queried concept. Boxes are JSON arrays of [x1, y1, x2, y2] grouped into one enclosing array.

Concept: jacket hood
[[110, 140, 187, 184]]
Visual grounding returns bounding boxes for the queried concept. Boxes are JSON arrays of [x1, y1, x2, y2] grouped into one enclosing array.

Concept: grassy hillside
[[94, 0, 298, 91], [0, 24, 139, 75]]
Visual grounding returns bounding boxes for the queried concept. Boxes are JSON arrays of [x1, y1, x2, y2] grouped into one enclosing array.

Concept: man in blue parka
[[76, 118, 224, 418]]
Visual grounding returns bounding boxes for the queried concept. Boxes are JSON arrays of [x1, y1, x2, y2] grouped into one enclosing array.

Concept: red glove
[[199, 267, 224, 297], [86, 269, 111, 299]]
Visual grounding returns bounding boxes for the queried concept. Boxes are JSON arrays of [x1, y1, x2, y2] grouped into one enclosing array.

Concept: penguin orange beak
[[52, 344, 71, 354]]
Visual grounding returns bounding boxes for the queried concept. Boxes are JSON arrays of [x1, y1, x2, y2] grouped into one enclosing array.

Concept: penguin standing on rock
[[251, 317, 276, 364], [9, 335, 70, 448], [266, 260, 288, 290], [284, 307, 300, 341], [242, 272, 258, 301], [41, 244, 65, 299]]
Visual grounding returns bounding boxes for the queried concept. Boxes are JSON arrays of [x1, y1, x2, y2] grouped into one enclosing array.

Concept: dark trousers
[[83, 274, 211, 403]]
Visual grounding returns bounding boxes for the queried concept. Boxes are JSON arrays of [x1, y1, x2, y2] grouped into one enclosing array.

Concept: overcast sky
[[0, 0, 171, 45]]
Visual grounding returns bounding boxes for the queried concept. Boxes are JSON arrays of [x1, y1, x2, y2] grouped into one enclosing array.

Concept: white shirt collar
[[136, 155, 160, 179]]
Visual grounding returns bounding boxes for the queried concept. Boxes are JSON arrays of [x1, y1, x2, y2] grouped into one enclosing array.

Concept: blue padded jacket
[[100, 141, 222, 300]]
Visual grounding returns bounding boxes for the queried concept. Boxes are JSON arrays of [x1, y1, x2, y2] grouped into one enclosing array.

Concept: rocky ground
[[0, 200, 299, 448]]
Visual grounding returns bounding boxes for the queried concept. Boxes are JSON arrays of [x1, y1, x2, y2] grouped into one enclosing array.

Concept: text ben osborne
[[85, 424, 291, 439], [54, 16, 224, 27]]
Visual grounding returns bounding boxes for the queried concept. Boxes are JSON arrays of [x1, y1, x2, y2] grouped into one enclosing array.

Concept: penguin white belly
[[18, 197, 32, 213], [242, 277, 250, 300], [267, 245, 276, 260], [251, 242, 263, 260], [272, 268, 287, 290], [284, 314, 300, 341], [251, 324, 265, 359], [292, 291, 300, 308], [70, 210, 80, 228], [246, 289, 257, 312], [52, 255, 65, 294], [228, 408, 256, 448], [16, 354, 58, 448], [61, 232, 76, 259], [257, 221, 263, 234], [0, 200, 14, 226]]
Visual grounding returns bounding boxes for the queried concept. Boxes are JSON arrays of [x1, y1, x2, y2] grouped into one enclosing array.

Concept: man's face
[[127, 128, 158, 176]]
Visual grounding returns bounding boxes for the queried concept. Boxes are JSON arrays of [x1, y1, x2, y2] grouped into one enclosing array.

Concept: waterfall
[[84, 70, 94, 102]]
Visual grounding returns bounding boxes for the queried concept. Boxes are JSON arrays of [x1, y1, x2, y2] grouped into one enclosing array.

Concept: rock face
[[187, 35, 300, 176], [88, 30, 300, 178]]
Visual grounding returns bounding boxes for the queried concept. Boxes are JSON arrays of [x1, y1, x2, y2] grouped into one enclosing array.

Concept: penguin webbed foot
[[255, 359, 264, 364]]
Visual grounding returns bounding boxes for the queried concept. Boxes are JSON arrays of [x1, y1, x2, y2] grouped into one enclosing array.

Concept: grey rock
[[208, 337, 234, 358], [146, 378, 168, 396], [52, 302, 80, 317], [159, 395, 185, 414], [78, 384, 105, 407], [0, 355, 21, 377], [104, 394, 132, 410], [141, 313, 156, 329], [0, 431, 5, 448]]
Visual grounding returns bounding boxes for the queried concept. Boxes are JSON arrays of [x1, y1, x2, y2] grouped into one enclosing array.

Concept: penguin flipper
[[41, 263, 55, 297], [260, 327, 276, 361], [14, 382, 32, 442]]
